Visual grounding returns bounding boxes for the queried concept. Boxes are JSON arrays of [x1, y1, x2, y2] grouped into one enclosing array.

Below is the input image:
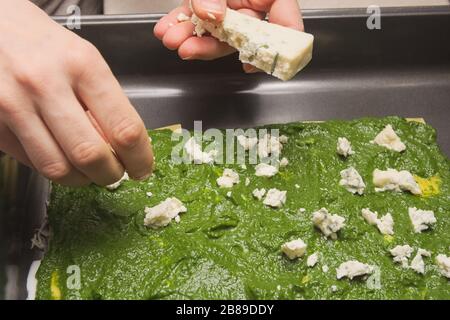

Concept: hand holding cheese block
[[154, 0, 309, 79], [192, 8, 314, 81]]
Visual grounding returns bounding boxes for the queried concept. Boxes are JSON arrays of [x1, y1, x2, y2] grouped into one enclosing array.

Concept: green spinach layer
[[36, 117, 450, 300]]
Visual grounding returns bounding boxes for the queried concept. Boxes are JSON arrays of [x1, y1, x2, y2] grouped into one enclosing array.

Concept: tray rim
[[52, 5, 450, 26]]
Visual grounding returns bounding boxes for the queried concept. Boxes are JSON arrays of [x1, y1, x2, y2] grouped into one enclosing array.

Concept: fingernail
[[199, 0, 224, 14], [207, 12, 217, 20], [244, 65, 258, 73], [182, 56, 194, 61]]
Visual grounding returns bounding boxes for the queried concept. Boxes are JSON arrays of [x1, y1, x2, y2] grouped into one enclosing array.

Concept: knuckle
[[66, 40, 103, 76], [40, 161, 71, 181], [112, 118, 144, 149], [14, 64, 55, 96], [71, 141, 107, 168]]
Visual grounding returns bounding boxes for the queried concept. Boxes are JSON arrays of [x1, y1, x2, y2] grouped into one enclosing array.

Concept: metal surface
[[1, 7, 449, 299], [102, 0, 450, 14]]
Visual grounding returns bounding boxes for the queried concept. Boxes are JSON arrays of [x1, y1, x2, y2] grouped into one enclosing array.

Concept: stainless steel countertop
[[103, 0, 450, 14]]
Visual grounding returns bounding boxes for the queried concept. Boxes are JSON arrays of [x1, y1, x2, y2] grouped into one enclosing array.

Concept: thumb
[[191, 0, 227, 22]]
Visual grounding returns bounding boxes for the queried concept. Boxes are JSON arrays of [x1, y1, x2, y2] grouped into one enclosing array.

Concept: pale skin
[[0, 0, 303, 187], [0, 0, 153, 186], [154, 0, 304, 72]]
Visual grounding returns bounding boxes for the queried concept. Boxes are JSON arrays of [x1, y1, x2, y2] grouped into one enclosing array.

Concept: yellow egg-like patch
[[414, 175, 441, 197], [384, 235, 394, 244], [50, 271, 62, 300], [301, 275, 310, 284]]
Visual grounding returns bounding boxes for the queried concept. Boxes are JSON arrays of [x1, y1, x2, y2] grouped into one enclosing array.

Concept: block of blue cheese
[[191, 9, 314, 81]]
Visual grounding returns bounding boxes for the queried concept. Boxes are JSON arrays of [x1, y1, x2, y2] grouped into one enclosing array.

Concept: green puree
[[36, 117, 450, 300]]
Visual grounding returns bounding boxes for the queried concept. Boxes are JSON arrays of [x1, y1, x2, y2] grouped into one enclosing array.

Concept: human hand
[[0, 0, 153, 187], [154, 0, 303, 73]]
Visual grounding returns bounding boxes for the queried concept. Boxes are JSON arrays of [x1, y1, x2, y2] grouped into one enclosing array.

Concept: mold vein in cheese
[[191, 9, 314, 81]]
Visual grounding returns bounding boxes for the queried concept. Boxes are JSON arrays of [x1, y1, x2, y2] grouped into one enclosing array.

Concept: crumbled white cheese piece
[[184, 137, 216, 164], [295, 184, 300, 189], [312, 208, 346, 240], [237, 135, 258, 151], [339, 167, 366, 195], [322, 265, 329, 273], [146, 192, 153, 198], [307, 252, 319, 267], [144, 197, 187, 229], [263, 188, 287, 208], [361, 208, 394, 235], [257, 134, 284, 159], [255, 163, 279, 177], [436, 254, 450, 278], [191, 14, 206, 37], [280, 157, 289, 167], [336, 137, 354, 157], [226, 191, 232, 198], [299, 208, 306, 213], [191, 9, 314, 81], [279, 135, 289, 144], [245, 177, 250, 186], [408, 207, 436, 233], [177, 12, 191, 22], [336, 261, 374, 280], [376, 213, 394, 236], [390, 244, 414, 268], [241, 164, 247, 170], [217, 169, 240, 188], [373, 168, 421, 195], [281, 239, 307, 260], [410, 249, 431, 274], [372, 124, 406, 152], [174, 215, 181, 223], [361, 208, 378, 225], [252, 188, 266, 200], [106, 172, 129, 191], [331, 285, 338, 292]]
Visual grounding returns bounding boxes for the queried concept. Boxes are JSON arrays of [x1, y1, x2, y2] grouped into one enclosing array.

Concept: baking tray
[[1, 6, 449, 300]]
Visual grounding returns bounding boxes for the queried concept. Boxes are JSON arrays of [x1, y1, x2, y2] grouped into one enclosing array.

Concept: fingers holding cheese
[[178, 36, 236, 60], [191, 0, 228, 22], [267, 0, 304, 31]]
